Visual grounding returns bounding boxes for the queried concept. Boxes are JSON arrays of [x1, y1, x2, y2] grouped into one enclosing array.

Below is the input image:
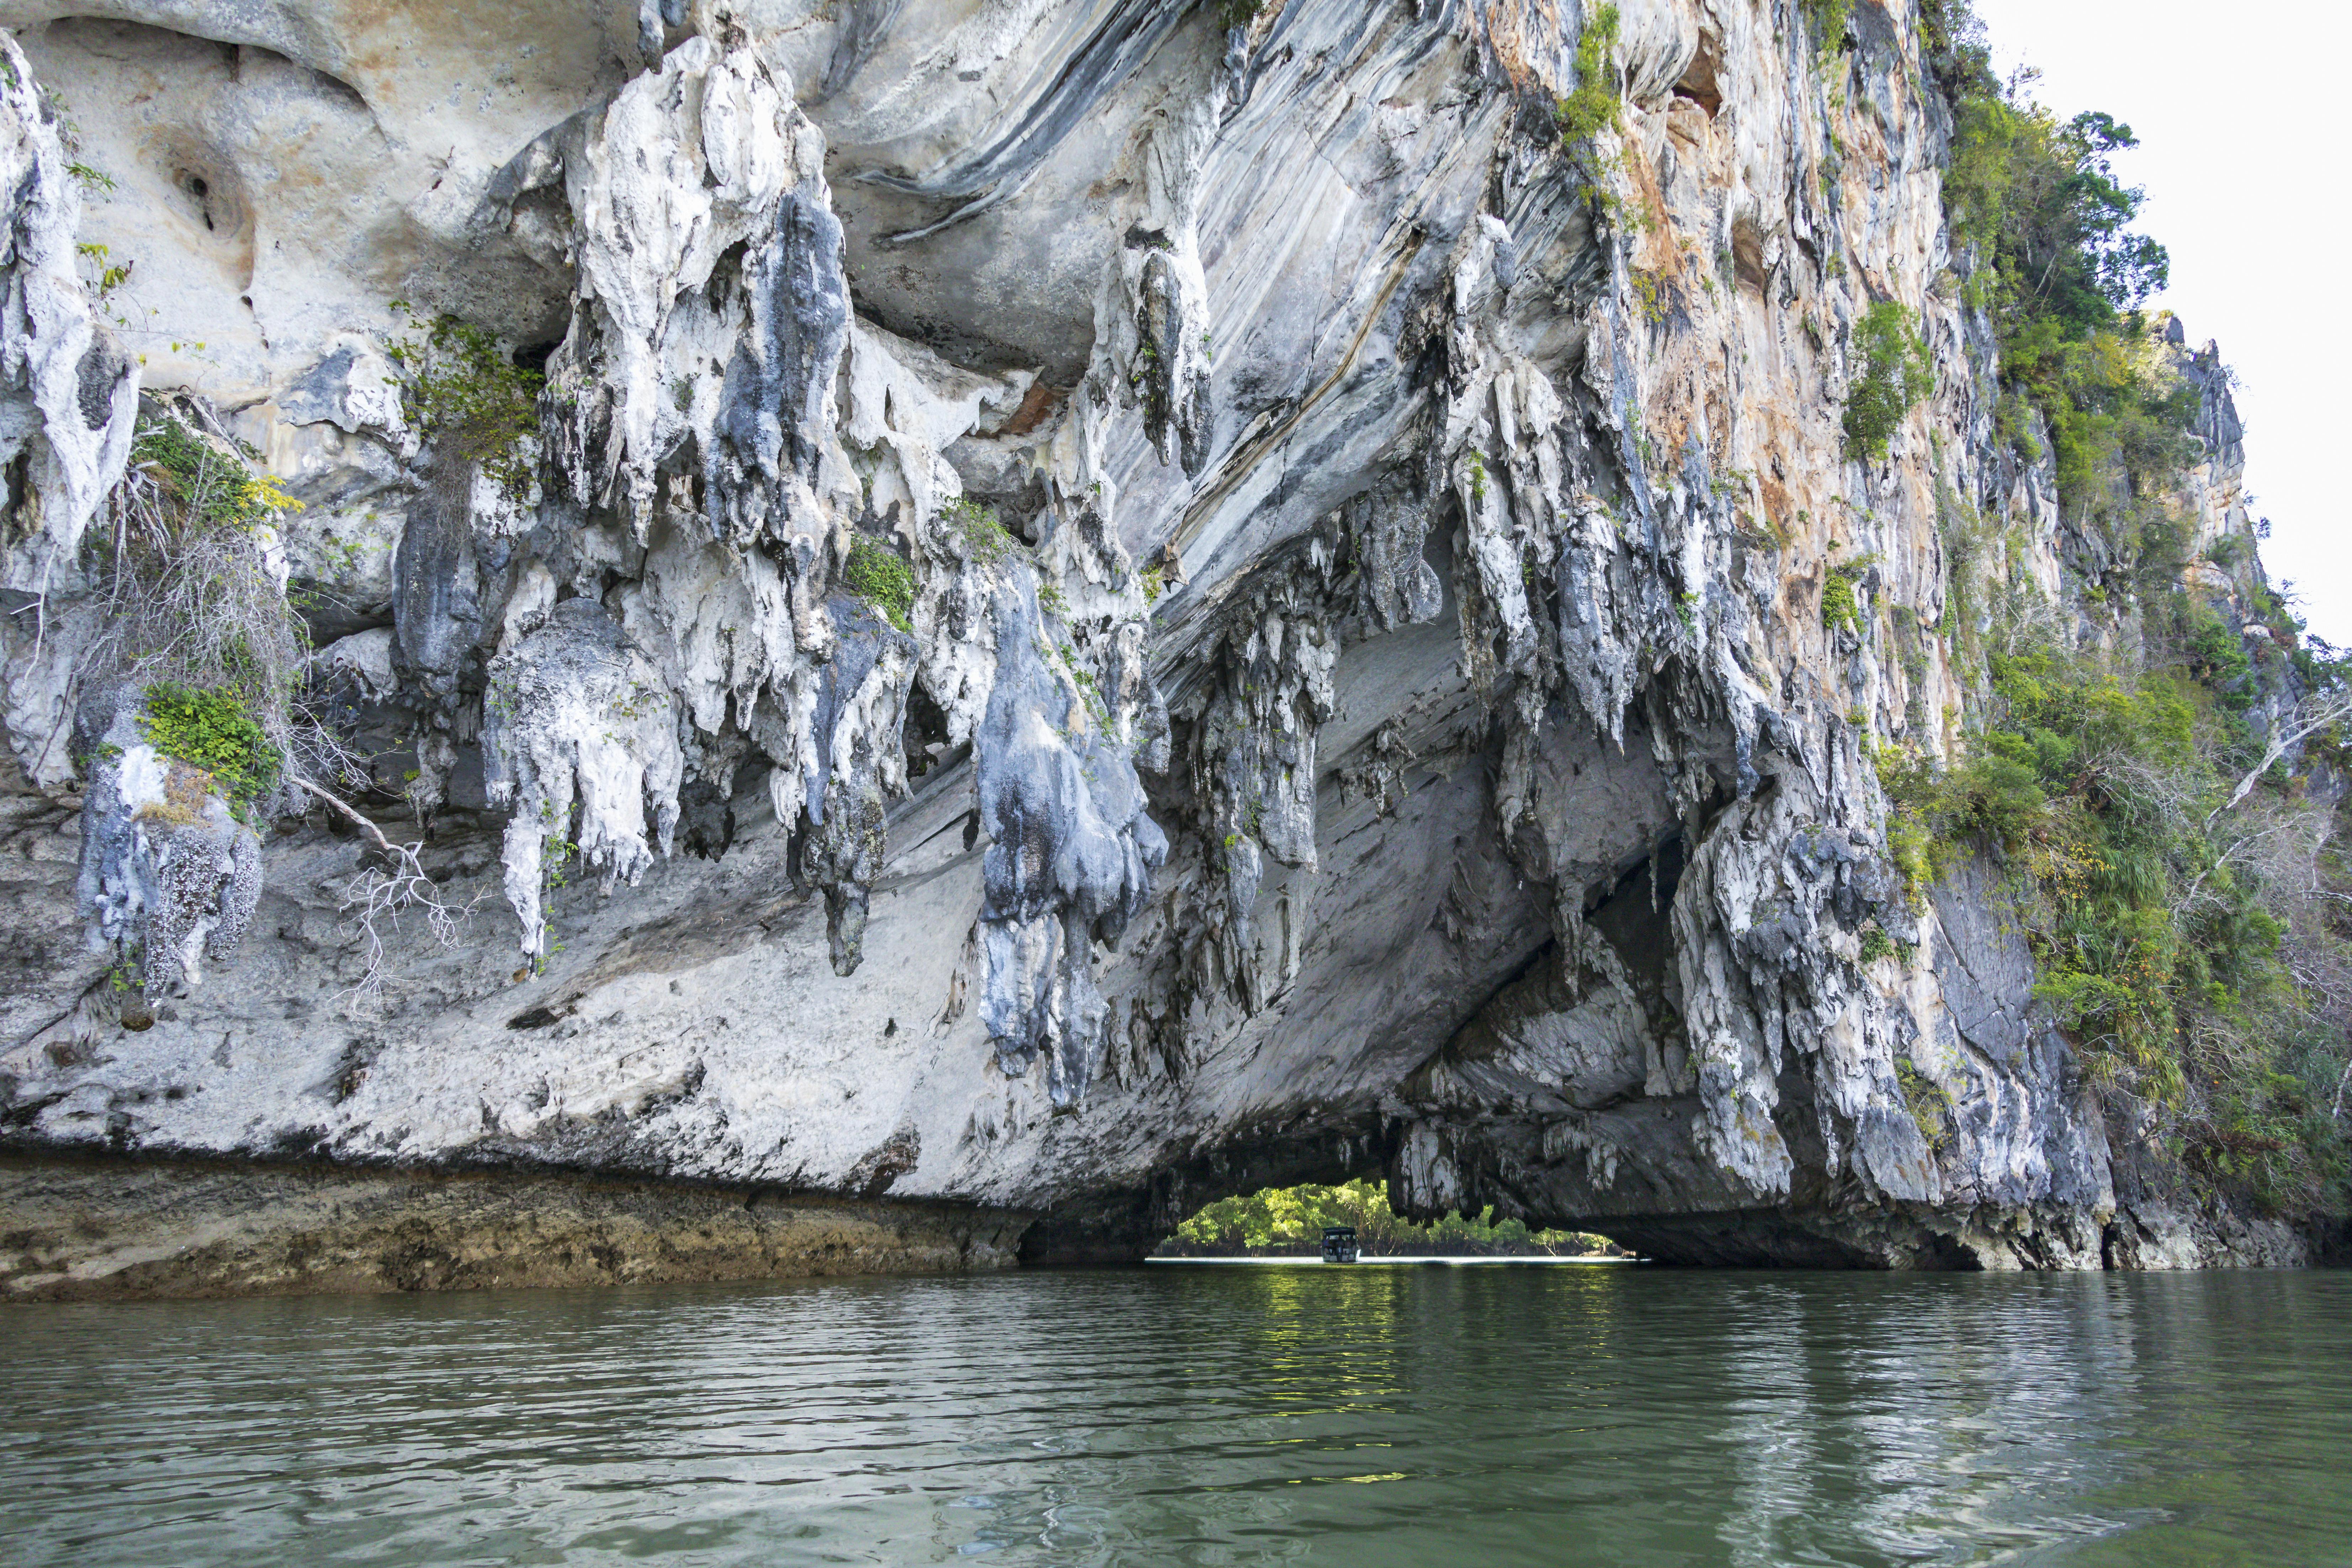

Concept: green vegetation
[[383, 303, 544, 503], [1821, 550, 1876, 633], [1630, 269, 1671, 327], [1820, 571, 1857, 631], [137, 682, 280, 809], [98, 407, 311, 784], [1857, 925, 1908, 966], [1554, 4, 1622, 147], [1854, 1, 2352, 1213], [76, 241, 129, 298], [1553, 5, 1656, 233], [1801, 0, 1851, 55], [130, 414, 300, 533], [842, 535, 915, 632], [1842, 302, 1934, 460], [942, 494, 1016, 565], [1877, 617, 2351, 1209], [1932, 8, 2191, 521], [1897, 1058, 1955, 1151], [1162, 1179, 1611, 1256]]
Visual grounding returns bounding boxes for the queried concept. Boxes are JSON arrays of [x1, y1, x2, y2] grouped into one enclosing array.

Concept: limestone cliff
[[0, 0, 2337, 1297]]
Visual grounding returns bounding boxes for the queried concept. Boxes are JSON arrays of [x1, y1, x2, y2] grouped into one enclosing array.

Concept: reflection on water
[[2, 1262, 2347, 1566]]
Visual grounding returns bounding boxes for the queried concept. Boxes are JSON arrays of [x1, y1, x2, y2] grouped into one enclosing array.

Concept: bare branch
[[2207, 690, 2352, 830], [288, 774, 482, 1006], [286, 773, 397, 853]]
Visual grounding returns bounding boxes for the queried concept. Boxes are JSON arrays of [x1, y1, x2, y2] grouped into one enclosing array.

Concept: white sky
[[1967, 0, 2352, 645]]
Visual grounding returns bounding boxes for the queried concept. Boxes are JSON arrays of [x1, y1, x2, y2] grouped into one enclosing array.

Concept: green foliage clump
[[1163, 1178, 1609, 1257], [1934, 10, 2193, 522], [1897, 1058, 1955, 1150], [1801, 0, 1851, 55], [841, 535, 915, 632], [384, 303, 544, 503], [97, 405, 313, 790], [1821, 550, 1877, 632], [1842, 302, 1935, 460], [1554, 4, 1623, 146], [131, 417, 301, 533], [1821, 570, 1858, 633], [138, 682, 280, 807], [942, 494, 1016, 565], [1885, 3, 2352, 1214], [1857, 926, 1908, 966], [1877, 615, 2352, 1205], [1552, 5, 1662, 234]]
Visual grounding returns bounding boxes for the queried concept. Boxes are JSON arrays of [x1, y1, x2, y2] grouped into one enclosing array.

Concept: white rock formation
[[0, 0, 2331, 1286]]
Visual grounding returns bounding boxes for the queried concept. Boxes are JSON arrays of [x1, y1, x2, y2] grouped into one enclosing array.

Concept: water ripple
[[2, 1266, 2348, 1565]]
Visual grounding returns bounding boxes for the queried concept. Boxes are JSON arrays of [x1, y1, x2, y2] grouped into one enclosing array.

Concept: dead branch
[[288, 774, 481, 1006], [2207, 690, 2352, 829]]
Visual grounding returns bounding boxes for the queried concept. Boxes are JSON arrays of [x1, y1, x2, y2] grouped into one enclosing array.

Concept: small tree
[[1842, 302, 1935, 459]]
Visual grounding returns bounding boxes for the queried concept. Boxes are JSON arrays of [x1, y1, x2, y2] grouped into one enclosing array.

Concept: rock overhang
[[0, 0, 2325, 1286]]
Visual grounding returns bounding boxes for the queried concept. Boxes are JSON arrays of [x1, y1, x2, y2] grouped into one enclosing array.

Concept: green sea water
[[4, 1262, 2347, 1565]]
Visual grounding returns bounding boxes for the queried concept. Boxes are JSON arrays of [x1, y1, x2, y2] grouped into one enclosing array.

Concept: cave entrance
[[1148, 1178, 1622, 1261]]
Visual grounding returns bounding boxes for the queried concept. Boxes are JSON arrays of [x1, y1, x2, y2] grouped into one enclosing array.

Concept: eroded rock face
[[72, 685, 262, 1003], [0, 0, 2325, 1284]]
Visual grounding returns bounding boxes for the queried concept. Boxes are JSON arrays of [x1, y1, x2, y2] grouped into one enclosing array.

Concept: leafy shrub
[[384, 304, 544, 502], [96, 405, 314, 786], [1554, 4, 1622, 145], [1901, 4, 2352, 1209], [1897, 1058, 1955, 1150], [1842, 302, 1935, 459], [138, 682, 280, 807], [1802, 0, 1851, 55], [1164, 1178, 1604, 1256], [1934, 22, 2191, 518], [1885, 611, 2350, 1190], [941, 494, 1016, 565], [842, 535, 915, 632], [1858, 926, 1908, 965], [1821, 571, 1858, 632], [131, 416, 301, 533]]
